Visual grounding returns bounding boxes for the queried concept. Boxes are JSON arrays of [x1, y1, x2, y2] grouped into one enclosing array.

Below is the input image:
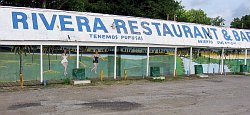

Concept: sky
[[179, 0, 250, 26]]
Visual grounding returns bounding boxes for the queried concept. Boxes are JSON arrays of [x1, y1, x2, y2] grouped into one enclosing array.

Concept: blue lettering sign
[[32, 13, 38, 30], [222, 29, 232, 41], [12, 12, 28, 29], [114, 19, 128, 34], [246, 32, 250, 41], [210, 28, 218, 39], [141, 21, 152, 35], [128, 20, 141, 35], [163, 23, 174, 37], [59, 15, 74, 31], [171, 24, 182, 37], [93, 18, 108, 33], [76, 16, 91, 32], [10, 10, 250, 48], [182, 25, 193, 38], [240, 31, 248, 42], [151, 22, 161, 36], [39, 13, 56, 30], [232, 30, 241, 41], [201, 27, 212, 39], [193, 26, 203, 38]]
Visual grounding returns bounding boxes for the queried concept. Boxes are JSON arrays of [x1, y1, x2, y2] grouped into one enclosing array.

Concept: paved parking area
[[0, 75, 250, 115]]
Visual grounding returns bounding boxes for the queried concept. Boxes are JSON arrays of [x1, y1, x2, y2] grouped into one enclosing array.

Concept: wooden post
[[124, 69, 127, 80], [20, 74, 23, 89], [100, 69, 104, 81]]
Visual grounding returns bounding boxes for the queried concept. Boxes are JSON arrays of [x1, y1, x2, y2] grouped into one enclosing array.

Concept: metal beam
[[174, 47, 177, 76], [189, 47, 192, 75], [220, 48, 224, 74], [146, 47, 150, 76], [245, 49, 247, 65], [114, 46, 117, 80], [40, 45, 43, 83], [76, 45, 79, 68], [0, 40, 183, 48]]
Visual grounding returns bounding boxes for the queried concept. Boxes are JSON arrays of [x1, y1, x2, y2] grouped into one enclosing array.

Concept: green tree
[[3, 0, 228, 27], [211, 16, 225, 26], [176, 9, 189, 22], [1, 0, 182, 20], [11, 45, 31, 84], [43, 45, 56, 70], [57, 0, 86, 11], [0, 0, 31, 7], [31, 46, 38, 64], [1, 0, 87, 11], [230, 18, 242, 29], [177, 9, 212, 25], [84, 0, 182, 20], [230, 14, 250, 29], [186, 9, 211, 25]]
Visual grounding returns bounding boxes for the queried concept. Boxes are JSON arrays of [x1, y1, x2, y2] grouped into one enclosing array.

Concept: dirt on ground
[[1, 75, 250, 115]]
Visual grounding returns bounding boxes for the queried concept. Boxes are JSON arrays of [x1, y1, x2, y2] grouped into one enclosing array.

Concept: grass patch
[[148, 79, 165, 82], [63, 78, 71, 85], [165, 76, 184, 81], [147, 76, 199, 82], [43, 70, 60, 74], [25, 63, 39, 66], [0, 66, 7, 68], [90, 76, 198, 85], [90, 79, 143, 86], [0, 60, 19, 63]]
